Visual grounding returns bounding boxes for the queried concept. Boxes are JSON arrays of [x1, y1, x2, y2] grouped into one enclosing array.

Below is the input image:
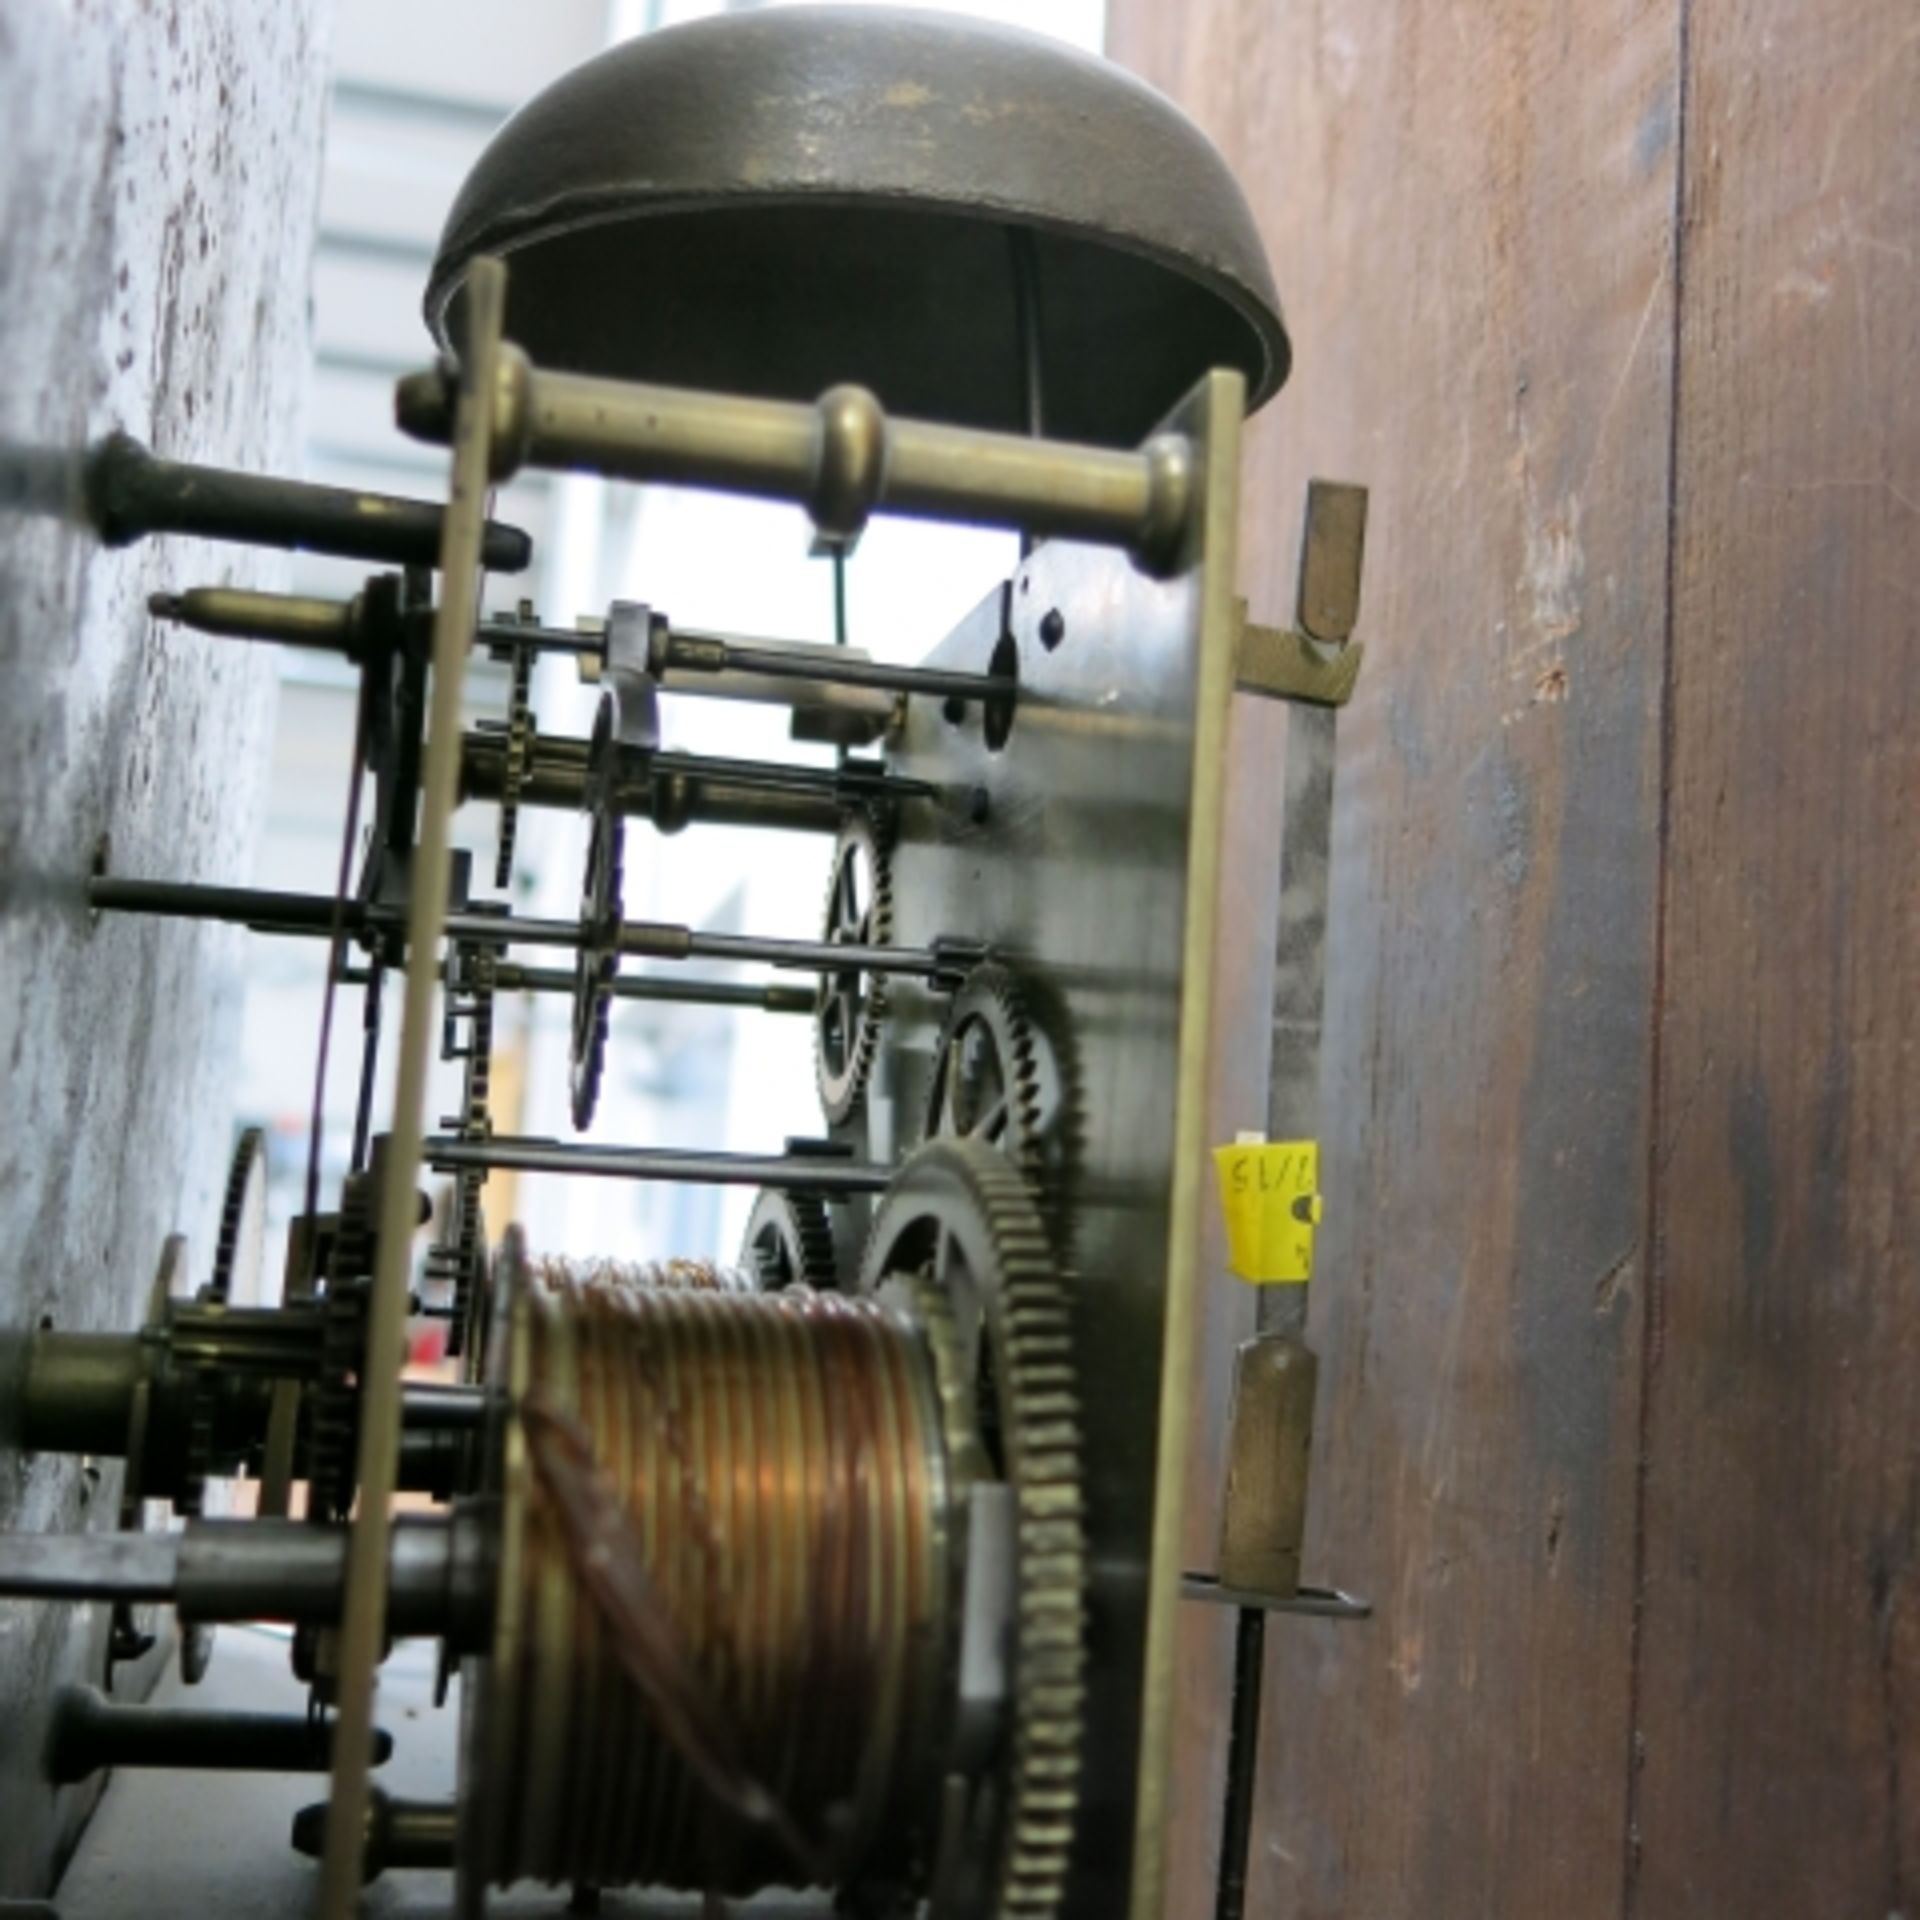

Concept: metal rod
[[673, 924, 956, 978], [449, 908, 951, 980], [396, 354, 1194, 574], [91, 877, 354, 934], [139, 588, 898, 738], [0, 1532, 180, 1602], [658, 660, 896, 730], [343, 959, 811, 1013], [45, 1685, 392, 1784], [663, 628, 1010, 705], [90, 878, 960, 979], [165, 1302, 330, 1372], [425, 1136, 890, 1194], [476, 615, 600, 656], [149, 586, 358, 653], [20, 1331, 479, 1466], [176, 1522, 363, 1625], [292, 1790, 456, 1879], [86, 431, 531, 573], [487, 962, 814, 1014], [0, 1516, 467, 1630], [20, 1331, 148, 1456], [397, 1381, 488, 1431], [648, 744, 933, 802], [479, 616, 902, 727], [716, 641, 1003, 704], [1214, 1607, 1266, 1920], [465, 727, 929, 803], [463, 730, 845, 833], [321, 254, 508, 1916]]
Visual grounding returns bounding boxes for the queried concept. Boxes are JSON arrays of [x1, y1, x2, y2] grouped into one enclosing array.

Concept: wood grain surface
[[1111, 0, 1919, 1914], [1634, 6, 1920, 1915]]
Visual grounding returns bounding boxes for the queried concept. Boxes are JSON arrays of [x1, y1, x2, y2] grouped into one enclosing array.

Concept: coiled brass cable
[[526, 1252, 753, 1293], [463, 1271, 953, 1896]]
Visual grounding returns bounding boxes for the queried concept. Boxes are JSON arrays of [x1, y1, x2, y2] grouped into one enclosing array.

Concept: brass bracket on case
[[1235, 616, 1364, 707], [1234, 478, 1370, 708]]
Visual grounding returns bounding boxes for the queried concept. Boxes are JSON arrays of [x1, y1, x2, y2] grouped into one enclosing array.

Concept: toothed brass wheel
[[208, 1127, 268, 1308], [741, 1187, 839, 1291], [814, 808, 894, 1125], [494, 627, 535, 888], [923, 963, 1065, 1196], [861, 1138, 1087, 1920]]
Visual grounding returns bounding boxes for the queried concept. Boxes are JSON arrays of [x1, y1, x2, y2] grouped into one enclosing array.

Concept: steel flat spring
[[465, 1270, 954, 1896]]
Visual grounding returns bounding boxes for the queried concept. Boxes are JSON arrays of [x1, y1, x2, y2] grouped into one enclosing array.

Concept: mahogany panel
[[1633, 5, 1920, 1913], [1109, 2, 1681, 1913]]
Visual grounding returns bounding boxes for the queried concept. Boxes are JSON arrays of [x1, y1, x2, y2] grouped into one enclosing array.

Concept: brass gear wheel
[[432, 939, 497, 1360], [179, 1128, 270, 1528], [108, 1236, 184, 1687], [814, 807, 894, 1126], [740, 1187, 839, 1291], [860, 1138, 1086, 1920], [923, 964, 1059, 1189], [307, 1172, 374, 1527], [209, 1127, 268, 1306], [495, 639, 535, 888]]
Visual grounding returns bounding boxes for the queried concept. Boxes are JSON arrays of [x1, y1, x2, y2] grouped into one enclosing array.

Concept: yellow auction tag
[[1213, 1139, 1321, 1283]]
